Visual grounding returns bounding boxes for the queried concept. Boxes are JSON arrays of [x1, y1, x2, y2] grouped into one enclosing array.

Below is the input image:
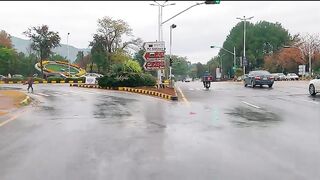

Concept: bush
[[3, 77, 26, 83], [47, 76, 64, 83], [33, 77, 45, 83], [98, 72, 156, 88]]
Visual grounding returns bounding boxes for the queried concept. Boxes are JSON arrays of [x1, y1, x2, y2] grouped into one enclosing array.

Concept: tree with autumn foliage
[[0, 30, 13, 49], [264, 47, 304, 74]]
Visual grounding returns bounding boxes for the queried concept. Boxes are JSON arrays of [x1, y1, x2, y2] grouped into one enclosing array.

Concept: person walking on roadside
[[26, 76, 34, 93]]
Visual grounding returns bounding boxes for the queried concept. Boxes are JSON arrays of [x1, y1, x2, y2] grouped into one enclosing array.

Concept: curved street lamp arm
[[162, 2, 205, 25]]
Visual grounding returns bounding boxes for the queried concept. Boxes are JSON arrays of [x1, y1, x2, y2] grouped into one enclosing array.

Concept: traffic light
[[205, 0, 220, 4], [169, 58, 173, 66]]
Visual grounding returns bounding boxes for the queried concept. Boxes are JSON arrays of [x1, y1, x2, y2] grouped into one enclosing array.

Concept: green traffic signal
[[205, 0, 221, 5]]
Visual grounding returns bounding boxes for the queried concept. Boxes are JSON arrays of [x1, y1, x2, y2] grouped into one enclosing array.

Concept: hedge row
[[98, 73, 156, 88]]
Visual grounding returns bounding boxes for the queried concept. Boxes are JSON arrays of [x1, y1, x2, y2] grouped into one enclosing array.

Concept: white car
[[184, 77, 192, 82], [82, 73, 103, 78], [286, 73, 299, 80], [309, 76, 320, 96]]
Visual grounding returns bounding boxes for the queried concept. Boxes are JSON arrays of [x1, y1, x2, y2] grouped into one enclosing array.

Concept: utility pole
[[236, 16, 254, 75], [309, 44, 312, 75], [150, 1, 175, 87], [169, 24, 177, 88]]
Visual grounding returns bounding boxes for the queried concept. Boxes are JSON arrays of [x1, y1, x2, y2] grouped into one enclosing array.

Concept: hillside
[[11, 36, 90, 62]]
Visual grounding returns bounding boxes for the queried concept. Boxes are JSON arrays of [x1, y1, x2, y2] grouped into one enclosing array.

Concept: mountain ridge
[[11, 36, 90, 62]]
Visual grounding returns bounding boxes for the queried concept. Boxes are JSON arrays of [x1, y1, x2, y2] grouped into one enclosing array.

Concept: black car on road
[[244, 70, 274, 88]]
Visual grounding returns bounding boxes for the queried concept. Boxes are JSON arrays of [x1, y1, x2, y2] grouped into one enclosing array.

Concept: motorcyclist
[[202, 71, 213, 88]]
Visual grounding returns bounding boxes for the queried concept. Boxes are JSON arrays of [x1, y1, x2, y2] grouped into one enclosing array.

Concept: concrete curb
[[19, 96, 31, 106], [70, 83, 178, 101]]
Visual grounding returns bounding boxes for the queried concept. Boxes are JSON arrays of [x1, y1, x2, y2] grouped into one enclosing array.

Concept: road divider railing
[[70, 83, 177, 101]]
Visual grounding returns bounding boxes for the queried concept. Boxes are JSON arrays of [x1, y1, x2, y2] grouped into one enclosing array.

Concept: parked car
[[0, 75, 6, 80], [285, 73, 299, 80], [244, 70, 274, 88], [272, 73, 286, 81], [271, 73, 279, 81], [184, 77, 192, 82], [309, 75, 320, 96], [81, 73, 103, 78], [12, 74, 24, 79]]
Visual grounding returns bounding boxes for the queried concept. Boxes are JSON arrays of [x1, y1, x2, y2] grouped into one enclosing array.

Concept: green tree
[[48, 53, 67, 62], [23, 25, 61, 78], [0, 47, 16, 75], [220, 20, 291, 75], [74, 51, 84, 64], [90, 16, 142, 73]]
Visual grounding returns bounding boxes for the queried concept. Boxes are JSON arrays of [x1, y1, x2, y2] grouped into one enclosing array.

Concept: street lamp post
[[210, 45, 236, 68], [218, 54, 225, 77], [169, 24, 177, 88], [67, 32, 70, 77], [236, 16, 254, 75], [150, 1, 175, 87]]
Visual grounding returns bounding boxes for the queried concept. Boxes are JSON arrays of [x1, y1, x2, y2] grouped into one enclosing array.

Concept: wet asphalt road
[[0, 82, 319, 180]]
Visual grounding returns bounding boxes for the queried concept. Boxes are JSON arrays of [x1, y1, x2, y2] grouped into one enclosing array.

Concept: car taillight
[[209, 77, 212, 81], [255, 76, 261, 80], [269, 76, 274, 80]]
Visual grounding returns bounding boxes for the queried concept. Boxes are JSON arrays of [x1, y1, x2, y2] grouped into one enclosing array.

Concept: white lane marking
[[176, 86, 189, 105], [36, 92, 50, 97], [189, 88, 194, 91], [241, 101, 261, 109], [300, 99, 320, 105]]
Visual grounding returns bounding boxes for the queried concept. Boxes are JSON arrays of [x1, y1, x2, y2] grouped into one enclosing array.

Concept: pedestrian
[[26, 76, 34, 93], [161, 76, 165, 88]]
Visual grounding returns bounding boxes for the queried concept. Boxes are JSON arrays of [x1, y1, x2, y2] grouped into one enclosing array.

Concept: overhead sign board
[[143, 41, 166, 71], [143, 41, 165, 52]]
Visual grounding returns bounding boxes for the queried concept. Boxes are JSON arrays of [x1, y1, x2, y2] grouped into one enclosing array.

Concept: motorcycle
[[202, 75, 213, 90], [203, 81, 211, 89]]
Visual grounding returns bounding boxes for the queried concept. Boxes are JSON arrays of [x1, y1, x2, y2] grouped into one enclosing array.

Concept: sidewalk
[[0, 90, 27, 116]]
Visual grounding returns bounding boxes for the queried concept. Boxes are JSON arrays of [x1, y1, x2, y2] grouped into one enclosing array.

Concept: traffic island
[[70, 83, 178, 101]]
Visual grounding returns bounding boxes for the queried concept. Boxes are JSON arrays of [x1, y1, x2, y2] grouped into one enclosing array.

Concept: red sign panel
[[143, 52, 165, 61], [144, 60, 166, 70]]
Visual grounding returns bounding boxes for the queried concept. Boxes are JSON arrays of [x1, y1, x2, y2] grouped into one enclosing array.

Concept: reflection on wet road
[[0, 82, 319, 180]]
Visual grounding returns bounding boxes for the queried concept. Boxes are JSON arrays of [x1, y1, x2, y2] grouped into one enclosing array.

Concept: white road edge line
[[37, 93, 50, 97], [176, 86, 189, 104], [241, 101, 261, 109]]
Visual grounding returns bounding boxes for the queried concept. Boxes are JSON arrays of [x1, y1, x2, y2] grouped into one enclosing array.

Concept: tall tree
[[75, 51, 84, 64], [90, 16, 142, 73], [220, 20, 291, 75], [23, 25, 61, 77]]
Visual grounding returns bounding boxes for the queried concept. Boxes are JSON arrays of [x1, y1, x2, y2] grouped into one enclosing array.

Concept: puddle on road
[[93, 96, 134, 121], [225, 106, 282, 127]]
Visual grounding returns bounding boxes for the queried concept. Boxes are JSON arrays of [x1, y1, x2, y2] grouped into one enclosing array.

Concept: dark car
[[244, 70, 274, 88]]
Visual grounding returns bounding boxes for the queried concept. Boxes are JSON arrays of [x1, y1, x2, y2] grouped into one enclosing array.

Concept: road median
[[70, 83, 178, 101]]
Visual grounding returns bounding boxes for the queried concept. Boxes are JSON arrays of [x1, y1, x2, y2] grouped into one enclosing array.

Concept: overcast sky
[[1, 1, 320, 63]]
